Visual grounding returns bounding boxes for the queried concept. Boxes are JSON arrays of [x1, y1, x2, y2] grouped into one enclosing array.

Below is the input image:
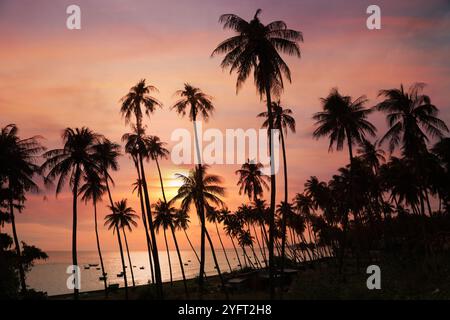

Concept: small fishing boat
[[89, 263, 99, 267], [99, 276, 107, 281], [117, 272, 124, 277], [184, 263, 188, 266], [139, 266, 145, 270], [96, 267, 101, 270], [84, 266, 90, 270]]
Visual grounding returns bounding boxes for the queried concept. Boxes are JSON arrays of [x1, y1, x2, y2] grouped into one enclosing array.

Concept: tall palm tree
[[258, 101, 296, 272], [206, 205, 232, 273], [0, 124, 45, 293], [78, 171, 108, 294], [171, 85, 215, 289], [375, 83, 449, 158], [126, 131, 155, 283], [41, 127, 100, 299], [105, 199, 138, 300], [222, 211, 244, 270], [212, 10, 303, 295], [357, 140, 385, 174], [171, 165, 227, 293], [120, 80, 164, 297]]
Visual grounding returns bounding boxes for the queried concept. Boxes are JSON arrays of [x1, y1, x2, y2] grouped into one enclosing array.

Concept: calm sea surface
[[28, 248, 261, 296]]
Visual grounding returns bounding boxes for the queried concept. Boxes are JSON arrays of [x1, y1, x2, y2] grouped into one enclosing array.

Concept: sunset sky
[[1, 0, 449, 252]]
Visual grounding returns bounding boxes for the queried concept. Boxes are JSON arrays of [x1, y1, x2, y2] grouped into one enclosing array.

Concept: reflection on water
[[28, 249, 263, 296]]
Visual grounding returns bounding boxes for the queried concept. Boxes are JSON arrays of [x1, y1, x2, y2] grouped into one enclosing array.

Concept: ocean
[[27, 248, 262, 296]]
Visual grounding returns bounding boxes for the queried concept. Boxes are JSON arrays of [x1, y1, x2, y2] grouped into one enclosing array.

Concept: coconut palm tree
[[258, 101, 296, 272], [105, 199, 138, 300], [125, 131, 155, 283], [375, 83, 449, 158], [357, 140, 385, 174], [120, 80, 163, 297], [206, 205, 232, 273], [78, 171, 108, 294], [222, 211, 244, 270], [212, 10, 303, 295], [0, 124, 45, 293], [235, 160, 270, 202], [171, 165, 227, 292], [41, 127, 100, 299]]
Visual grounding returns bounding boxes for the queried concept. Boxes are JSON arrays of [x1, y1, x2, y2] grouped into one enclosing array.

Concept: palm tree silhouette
[[105, 199, 138, 299], [0, 124, 45, 293], [147, 136, 170, 202], [258, 101, 296, 273], [120, 80, 164, 297], [79, 170, 108, 295], [222, 211, 244, 270], [174, 208, 202, 265], [171, 165, 227, 294], [171, 84, 215, 289], [213, 10, 303, 295], [126, 130, 155, 284], [375, 83, 449, 158], [41, 127, 100, 299]]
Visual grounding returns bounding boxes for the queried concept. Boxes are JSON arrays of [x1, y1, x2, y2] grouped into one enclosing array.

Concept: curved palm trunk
[[170, 226, 189, 296], [183, 229, 200, 263], [264, 84, 277, 298], [280, 128, 289, 276], [163, 228, 173, 285], [72, 164, 81, 299], [134, 162, 155, 284], [8, 195, 26, 293], [116, 226, 128, 299], [252, 224, 266, 266], [138, 154, 163, 298], [122, 228, 135, 287], [215, 222, 232, 273], [155, 158, 167, 203], [93, 201, 107, 295]]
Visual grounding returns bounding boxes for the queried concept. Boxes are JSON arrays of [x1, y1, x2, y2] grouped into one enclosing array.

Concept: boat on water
[[117, 272, 124, 277], [89, 263, 99, 267], [84, 266, 90, 270], [99, 276, 107, 281], [139, 266, 145, 270]]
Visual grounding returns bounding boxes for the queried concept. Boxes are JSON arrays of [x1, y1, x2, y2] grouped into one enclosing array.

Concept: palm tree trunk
[[264, 84, 276, 298], [184, 229, 200, 263], [280, 128, 289, 277], [93, 201, 107, 295], [163, 228, 173, 285], [72, 164, 81, 299], [171, 226, 189, 296], [122, 228, 135, 287], [252, 224, 266, 266], [155, 158, 167, 203], [215, 222, 232, 273], [8, 194, 26, 293], [138, 154, 163, 298], [116, 226, 128, 299], [134, 162, 155, 284]]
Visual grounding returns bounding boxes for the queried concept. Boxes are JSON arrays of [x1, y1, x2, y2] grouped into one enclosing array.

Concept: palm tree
[[375, 83, 449, 158], [357, 140, 385, 174], [313, 89, 376, 272], [171, 85, 215, 289], [120, 80, 164, 297], [105, 199, 138, 300], [206, 205, 232, 273], [126, 131, 155, 284], [79, 171, 108, 294], [41, 127, 100, 299], [212, 10, 303, 295], [0, 124, 45, 293], [235, 160, 270, 202], [258, 101, 296, 272], [171, 165, 227, 293]]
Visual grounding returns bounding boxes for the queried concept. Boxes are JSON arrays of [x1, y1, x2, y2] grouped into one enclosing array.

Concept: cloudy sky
[[1, 0, 449, 251]]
